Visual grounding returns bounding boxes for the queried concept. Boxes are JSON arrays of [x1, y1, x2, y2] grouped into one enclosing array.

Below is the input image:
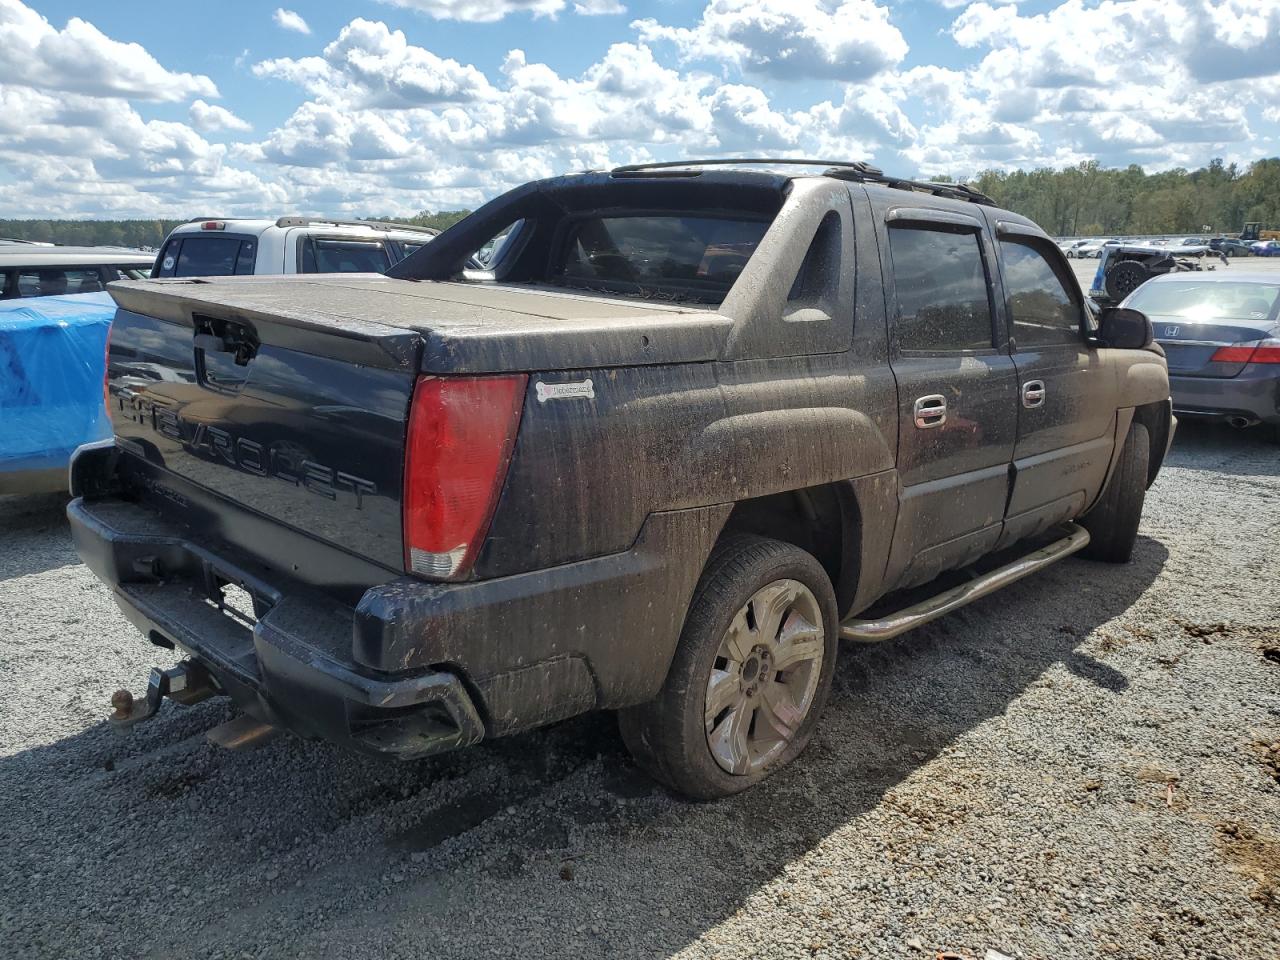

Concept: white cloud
[[273, 8, 312, 35], [0, 0, 217, 101], [379, 0, 565, 23], [634, 0, 908, 80], [189, 99, 252, 133], [574, 0, 626, 13], [2, 0, 1279, 219], [254, 18, 496, 107]]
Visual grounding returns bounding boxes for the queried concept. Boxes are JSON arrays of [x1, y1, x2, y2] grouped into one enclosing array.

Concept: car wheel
[[1081, 421, 1150, 563], [1104, 260, 1152, 301], [619, 534, 838, 800]]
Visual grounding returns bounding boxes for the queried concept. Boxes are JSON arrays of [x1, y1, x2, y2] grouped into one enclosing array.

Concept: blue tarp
[[0, 292, 114, 475]]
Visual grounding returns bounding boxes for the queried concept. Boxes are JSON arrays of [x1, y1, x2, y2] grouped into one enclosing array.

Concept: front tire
[[619, 535, 838, 800], [1081, 421, 1150, 563]]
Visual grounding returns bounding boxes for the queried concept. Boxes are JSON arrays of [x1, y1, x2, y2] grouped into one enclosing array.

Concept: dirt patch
[[1217, 822, 1280, 911], [1253, 739, 1280, 786], [1175, 619, 1230, 641]]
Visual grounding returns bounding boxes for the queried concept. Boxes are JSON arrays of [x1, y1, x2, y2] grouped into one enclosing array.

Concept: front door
[[992, 226, 1119, 547], [879, 214, 1018, 591]]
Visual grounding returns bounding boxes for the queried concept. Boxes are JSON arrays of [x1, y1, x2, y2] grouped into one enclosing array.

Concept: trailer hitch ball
[[108, 661, 219, 729], [110, 689, 135, 722]]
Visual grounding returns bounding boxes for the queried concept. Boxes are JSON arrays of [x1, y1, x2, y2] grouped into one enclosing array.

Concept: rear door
[[992, 223, 1119, 546], [878, 207, 1018, 590]]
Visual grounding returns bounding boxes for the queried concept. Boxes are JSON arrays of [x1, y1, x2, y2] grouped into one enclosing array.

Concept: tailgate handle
[[193, 317, 258, 366]]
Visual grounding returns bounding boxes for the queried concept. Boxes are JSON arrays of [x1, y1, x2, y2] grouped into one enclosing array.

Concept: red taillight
[[1210, 340, 1280, 364], [1210, 345, 1257, 363], [402, 374, 527, 580], [200, 221, 226, 230], [1250, 344, 1280, 364]]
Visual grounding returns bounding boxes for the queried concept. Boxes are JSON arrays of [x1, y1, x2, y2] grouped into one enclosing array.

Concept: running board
[[840, 523, 1091, 643]]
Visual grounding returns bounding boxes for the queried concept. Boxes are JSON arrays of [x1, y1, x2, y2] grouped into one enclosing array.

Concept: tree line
[[966, 158, 1280, 238], [4, 160, 1280, 246]]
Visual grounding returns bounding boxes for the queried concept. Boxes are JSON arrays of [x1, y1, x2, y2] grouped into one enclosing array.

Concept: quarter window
[[889, 225, 994, 352], [1000, 239, 1082, 346]]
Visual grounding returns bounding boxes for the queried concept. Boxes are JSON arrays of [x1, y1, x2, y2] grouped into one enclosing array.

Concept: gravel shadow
[[1166, 418, 1280, 477]]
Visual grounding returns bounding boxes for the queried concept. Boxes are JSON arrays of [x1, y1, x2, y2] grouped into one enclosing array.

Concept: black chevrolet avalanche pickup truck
[[70, 161, 1174, 799]]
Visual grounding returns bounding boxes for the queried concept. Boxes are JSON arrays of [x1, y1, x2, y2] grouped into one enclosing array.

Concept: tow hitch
[[109, 660, 219, 728]]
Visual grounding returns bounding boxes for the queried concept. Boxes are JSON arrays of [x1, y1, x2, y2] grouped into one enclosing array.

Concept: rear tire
[[619, 534, 838, 800], [1081, 421, 1150, 563]]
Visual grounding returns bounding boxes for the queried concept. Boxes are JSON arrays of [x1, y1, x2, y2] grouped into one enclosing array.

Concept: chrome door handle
[[913, 394, 947, 429], [1022, 380, 1046, 409]]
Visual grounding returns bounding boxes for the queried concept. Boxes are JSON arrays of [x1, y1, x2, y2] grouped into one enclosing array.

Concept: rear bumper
[[1169, 368, 1280, 424], [68, 495, 485, 759]]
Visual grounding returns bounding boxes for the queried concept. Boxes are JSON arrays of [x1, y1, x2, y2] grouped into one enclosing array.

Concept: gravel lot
[[2, 422, 1278, 960]]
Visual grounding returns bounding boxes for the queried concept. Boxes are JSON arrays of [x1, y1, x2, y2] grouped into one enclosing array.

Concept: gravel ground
[[1, 420, 1278, 960]]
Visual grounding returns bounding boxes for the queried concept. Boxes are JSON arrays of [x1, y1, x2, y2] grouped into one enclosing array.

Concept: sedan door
[[991, 223, 1120, 547], [877, 209, 1019, 591]]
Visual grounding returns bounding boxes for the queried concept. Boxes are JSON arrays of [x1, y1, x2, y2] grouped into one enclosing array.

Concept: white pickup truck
[[151, 217, 437, 279]]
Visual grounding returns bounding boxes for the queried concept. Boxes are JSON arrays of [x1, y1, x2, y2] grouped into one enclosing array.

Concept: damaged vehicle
[[1090, 240, 1226, 305], [70, 160, 1174, 798]]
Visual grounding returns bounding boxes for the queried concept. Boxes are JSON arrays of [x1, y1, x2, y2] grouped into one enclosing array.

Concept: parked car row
[[1059, 235, 1261, 258]]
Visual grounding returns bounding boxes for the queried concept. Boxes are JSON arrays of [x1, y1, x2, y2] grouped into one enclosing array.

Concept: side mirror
[[1094, 307, 1153, 349]]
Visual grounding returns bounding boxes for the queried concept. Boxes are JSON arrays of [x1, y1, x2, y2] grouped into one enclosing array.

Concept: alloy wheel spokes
[[704, 578, 825, 777]]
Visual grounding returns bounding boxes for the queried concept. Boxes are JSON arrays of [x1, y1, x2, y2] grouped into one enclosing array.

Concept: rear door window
[[999, 239, 1083, 347], [300, 238, 391, 273], [888, 225, 995, 352]]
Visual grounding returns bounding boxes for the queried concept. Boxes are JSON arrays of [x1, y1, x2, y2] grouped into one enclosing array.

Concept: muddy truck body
[[70, 163, 1175, 798]]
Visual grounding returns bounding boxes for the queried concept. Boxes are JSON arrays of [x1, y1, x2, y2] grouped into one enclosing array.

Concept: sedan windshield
[[1126, 281, 1279, 323]]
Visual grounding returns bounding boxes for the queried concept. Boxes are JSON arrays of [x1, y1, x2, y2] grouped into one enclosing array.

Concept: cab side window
[[999, 239, 1083, 347], [888, 225, 995, 352]]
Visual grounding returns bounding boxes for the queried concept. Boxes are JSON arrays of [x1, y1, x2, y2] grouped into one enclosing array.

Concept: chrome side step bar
[[840, 523, 1091, 644]]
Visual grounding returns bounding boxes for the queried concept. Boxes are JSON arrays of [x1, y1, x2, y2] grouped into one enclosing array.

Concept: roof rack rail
[[821, 168, 995, 206], [607, 158, 994, 206], [611, 158, 884, 176], [273, 216, 440, 235]]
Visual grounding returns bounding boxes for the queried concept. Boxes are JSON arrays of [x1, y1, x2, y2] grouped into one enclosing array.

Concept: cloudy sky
[[4, 0, 1279, 218]]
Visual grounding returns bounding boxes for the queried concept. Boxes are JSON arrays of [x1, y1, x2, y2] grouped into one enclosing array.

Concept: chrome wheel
[[704, 578, 825, 776]]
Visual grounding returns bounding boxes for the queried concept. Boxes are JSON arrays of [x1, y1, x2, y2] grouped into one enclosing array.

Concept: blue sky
[[4, 0, 1280, 218]]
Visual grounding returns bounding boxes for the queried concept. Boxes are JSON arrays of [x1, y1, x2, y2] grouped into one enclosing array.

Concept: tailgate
[[105, 297, 419, 574]]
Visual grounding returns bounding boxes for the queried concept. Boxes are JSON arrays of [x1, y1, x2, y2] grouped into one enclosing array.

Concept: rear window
[[159, 236, 257, 278], [13, 268, 106, 297], [1125, 281, 1279, 323], [175, 237, 242, 277], [300, 238, 391, 273], [556, 215, 769, 302]]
